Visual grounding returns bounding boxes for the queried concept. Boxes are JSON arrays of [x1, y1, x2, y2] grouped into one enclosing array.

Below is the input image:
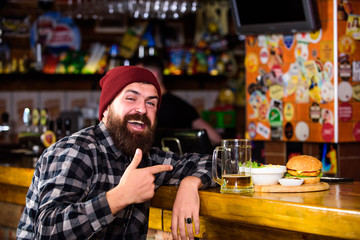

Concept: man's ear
[[103, 110, 108, 117], [102, 107, 109, 123]]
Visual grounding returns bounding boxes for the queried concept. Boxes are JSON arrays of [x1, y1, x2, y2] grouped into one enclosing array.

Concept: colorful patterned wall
[[245, 0, 360, 143]]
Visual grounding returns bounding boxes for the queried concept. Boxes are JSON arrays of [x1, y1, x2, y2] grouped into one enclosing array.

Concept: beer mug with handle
[[212, 139, 254, 193]]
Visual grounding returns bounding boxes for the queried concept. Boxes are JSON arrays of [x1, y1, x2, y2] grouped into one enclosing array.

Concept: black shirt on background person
[[157, 92, 200, 129]]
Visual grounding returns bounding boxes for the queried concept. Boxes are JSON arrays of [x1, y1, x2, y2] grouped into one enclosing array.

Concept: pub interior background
[[0, 0, 360, 239], [1, 0, 360, 179]]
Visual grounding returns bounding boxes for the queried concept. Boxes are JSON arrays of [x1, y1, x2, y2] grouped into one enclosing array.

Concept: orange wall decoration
[[245, 0, 360, 143]]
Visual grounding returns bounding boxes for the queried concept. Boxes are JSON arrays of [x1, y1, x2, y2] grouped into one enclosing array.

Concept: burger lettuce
[[284, 172, 323, 178]]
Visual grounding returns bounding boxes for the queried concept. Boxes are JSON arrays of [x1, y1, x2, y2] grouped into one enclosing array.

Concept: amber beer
[[212, 139, 254, 193], [222, 173, 252, 189]]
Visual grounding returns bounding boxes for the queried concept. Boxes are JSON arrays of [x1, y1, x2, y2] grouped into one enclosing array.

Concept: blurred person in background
[[135, 56, 222, 146]]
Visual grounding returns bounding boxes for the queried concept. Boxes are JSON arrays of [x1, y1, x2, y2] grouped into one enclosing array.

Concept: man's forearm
[[180, 176, 203, 189]]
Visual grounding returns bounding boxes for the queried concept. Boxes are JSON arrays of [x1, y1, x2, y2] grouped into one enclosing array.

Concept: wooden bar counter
[[1, 165, 360, 240]]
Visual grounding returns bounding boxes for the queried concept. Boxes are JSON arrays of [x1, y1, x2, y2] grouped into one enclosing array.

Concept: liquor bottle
[[0, 22, 10, 74], [34, 39, 44, 72], [107, 44, 120, 71]]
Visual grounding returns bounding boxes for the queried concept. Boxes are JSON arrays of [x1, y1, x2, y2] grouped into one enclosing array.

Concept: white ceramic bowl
[[251, 165, 286, 185], [278, 178, 304, 186]]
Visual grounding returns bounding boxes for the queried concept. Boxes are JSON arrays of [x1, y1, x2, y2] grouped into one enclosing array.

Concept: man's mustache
[[123, 113, 151, 128]]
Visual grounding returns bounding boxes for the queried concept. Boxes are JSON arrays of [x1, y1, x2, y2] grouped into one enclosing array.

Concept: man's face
[[103, 82, 159, 156]]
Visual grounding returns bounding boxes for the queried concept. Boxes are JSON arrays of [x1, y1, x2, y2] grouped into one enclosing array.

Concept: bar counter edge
[[1, 166, 360, 240]]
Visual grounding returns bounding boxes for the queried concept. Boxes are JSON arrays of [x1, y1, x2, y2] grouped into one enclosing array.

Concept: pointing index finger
[[148, 164, 173, 174]]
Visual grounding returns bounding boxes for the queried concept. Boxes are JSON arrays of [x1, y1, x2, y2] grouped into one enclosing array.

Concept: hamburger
[[285, 155, 323, 184]]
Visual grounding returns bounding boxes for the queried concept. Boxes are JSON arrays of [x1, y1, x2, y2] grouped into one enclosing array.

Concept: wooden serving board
[[254, 182, 330, 193]]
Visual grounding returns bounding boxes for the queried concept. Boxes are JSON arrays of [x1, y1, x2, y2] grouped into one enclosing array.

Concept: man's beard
[[106, 110, 156, 157]]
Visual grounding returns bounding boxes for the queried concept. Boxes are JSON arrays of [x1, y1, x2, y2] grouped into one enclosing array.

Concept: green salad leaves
[[244, 161, 264, 168]]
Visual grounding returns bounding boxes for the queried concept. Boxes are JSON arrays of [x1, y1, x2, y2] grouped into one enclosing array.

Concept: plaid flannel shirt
[[17, 122, 215, 240]]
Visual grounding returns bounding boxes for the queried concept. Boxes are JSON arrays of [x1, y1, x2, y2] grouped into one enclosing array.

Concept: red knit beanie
[[98, 66, 161, 121]]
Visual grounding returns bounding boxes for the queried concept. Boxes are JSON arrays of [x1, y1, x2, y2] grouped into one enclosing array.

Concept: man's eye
[[126, 97, 135, 101], [147, 101, 156, 107]]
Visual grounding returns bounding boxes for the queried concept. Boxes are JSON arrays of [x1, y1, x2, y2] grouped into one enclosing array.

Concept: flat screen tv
[[229, 0, 321, 35], [153, 128, 213, 155]]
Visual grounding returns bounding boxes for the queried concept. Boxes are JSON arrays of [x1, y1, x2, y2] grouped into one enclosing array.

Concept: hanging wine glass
[[73, 0, 84, 19]]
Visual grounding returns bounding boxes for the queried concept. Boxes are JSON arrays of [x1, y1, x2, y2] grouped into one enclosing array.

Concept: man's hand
[[106, 148, 173, 215], [171, 176, 202, 240]]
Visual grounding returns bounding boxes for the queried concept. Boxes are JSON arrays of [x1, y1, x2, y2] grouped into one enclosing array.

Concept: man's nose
[[135, 102, 147, 114]]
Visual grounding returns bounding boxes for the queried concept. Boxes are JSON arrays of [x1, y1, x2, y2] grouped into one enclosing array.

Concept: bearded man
[[17, 66, 215, 240]]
